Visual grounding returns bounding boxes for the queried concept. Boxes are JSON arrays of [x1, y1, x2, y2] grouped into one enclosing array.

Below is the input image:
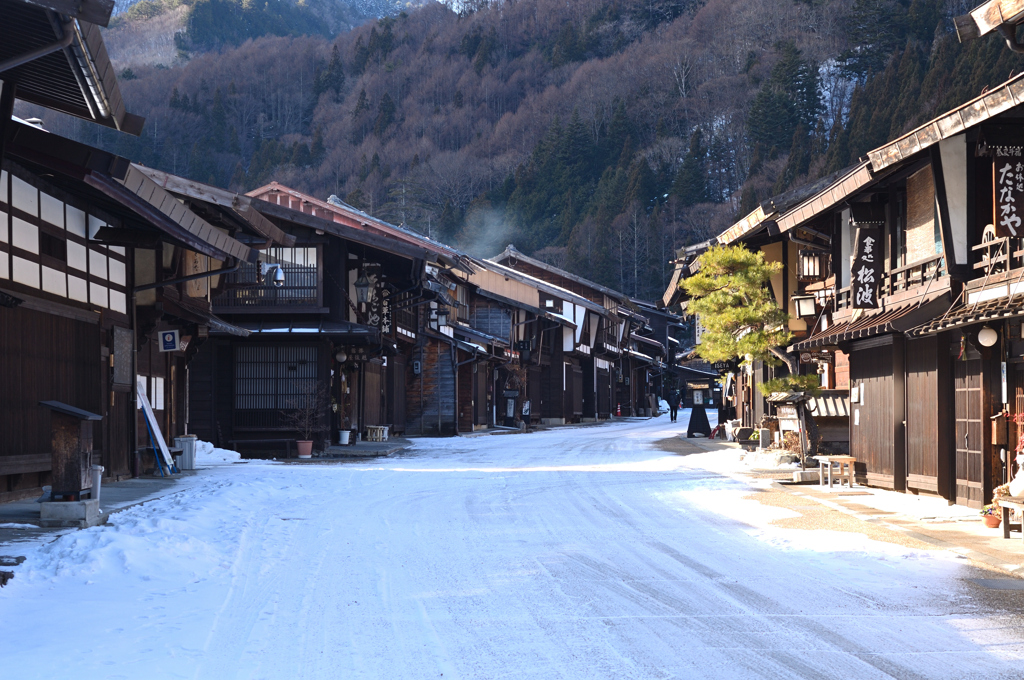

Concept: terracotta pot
[[296, 440, 313, 458], [983, 514, 1002, 528]]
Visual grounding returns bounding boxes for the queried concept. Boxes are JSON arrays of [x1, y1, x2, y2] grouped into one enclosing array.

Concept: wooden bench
[[815, 455, 856, 489], [1001, 496, 1024, 543], [366, 425, 390, 442]]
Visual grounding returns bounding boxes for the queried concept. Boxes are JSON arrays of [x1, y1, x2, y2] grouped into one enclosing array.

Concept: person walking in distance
[[668, 388, 680, 422]]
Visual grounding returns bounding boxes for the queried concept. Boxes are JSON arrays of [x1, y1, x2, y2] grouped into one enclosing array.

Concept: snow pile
[[194, 439, 241, 465]]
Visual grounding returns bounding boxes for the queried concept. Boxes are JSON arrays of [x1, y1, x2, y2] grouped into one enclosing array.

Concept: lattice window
[[235, 345, 318, 411]]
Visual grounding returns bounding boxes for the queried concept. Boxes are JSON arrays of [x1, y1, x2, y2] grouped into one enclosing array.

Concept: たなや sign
[[851, 227, 881, 309], [995, 145, 1024, 238]]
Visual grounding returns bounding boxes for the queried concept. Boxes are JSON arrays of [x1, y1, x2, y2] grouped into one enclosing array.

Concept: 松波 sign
[[851, 227, 881, 309]]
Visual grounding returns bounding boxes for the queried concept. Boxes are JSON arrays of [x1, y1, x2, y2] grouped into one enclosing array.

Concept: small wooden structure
[[815, 455, 857, 488], [39, 401, 102, 501]]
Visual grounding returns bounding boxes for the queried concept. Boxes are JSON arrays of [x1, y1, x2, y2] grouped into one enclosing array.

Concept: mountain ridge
[[27, 0, 1024, 300]]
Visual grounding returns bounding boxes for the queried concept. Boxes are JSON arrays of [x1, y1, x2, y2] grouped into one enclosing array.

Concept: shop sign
[[800, 351, 833, 364], [362, 263, 383, 328], [851, 226, 881, 309], [777, 405, 798, 419], [502, 390, 520, 398], [713, 359, 738, 373], [995, 145, 1024, 237], [159, 329, 181, 352], [380, 287, 392, 334]]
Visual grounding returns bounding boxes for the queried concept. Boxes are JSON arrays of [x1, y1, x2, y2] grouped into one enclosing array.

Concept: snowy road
[[3, 416, 1024, 679]]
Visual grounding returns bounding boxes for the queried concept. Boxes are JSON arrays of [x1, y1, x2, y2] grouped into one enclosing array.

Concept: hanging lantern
[[797, 250, 829, 282], [354, 273, 371, 303], [977, 325, 999, 348]]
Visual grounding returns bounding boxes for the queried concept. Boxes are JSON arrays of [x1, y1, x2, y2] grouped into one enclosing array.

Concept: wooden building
[[489, 245, 661, 419], [1, 47, 280, 499], [666, 70, 1024, 507]]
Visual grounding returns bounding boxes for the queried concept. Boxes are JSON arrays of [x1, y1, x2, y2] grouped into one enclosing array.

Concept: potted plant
[[281, 381, 331, 458], [980, 504, 1002, 528]]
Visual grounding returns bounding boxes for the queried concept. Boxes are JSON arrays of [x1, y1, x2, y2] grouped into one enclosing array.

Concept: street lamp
[[978, 325, 999, 347], [354, 273, 370, 303], [793, 294, 817, 319]]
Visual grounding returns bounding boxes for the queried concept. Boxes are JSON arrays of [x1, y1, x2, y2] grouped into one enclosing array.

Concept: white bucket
[[339, 430, 351, 445]]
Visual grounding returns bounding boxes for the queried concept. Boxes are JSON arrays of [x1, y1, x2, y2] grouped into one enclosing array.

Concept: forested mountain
[[25, 0, 1024, 300]]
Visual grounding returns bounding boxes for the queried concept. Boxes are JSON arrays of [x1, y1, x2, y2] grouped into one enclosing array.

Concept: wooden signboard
[[851, 226, 881, 309], [994, 144, 1024, 237], [800, 351, 834, 364]]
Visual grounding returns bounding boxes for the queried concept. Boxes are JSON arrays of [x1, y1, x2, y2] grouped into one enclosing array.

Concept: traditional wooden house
[[489, 245, 654, 418], [1, 1, 290, 496], [473, 255, 615, 424], [461, 258, 599, 425], [669, 71, 1024, 507], [174, 182, 467, 448], [238, 183, 485, 437]]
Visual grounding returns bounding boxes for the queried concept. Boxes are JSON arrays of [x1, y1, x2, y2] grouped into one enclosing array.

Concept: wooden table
[[815, 455, 856, 489], [1001, 496, 1024, 543]]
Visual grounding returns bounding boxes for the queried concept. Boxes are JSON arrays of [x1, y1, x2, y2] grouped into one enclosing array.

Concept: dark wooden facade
[[848, 336, 906, 490]]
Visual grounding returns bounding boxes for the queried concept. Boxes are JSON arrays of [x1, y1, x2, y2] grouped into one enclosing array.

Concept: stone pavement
[[678, 436, 1024, 577]]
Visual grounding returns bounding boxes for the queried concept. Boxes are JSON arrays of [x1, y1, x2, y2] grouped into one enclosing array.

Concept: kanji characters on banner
[[852, 226, 881, 309]]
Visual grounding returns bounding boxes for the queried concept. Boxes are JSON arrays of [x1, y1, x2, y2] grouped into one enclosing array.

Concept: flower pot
[[296, 440, 313, 458], [983, 514, 1002, 528], [339, 430, 351, 446]]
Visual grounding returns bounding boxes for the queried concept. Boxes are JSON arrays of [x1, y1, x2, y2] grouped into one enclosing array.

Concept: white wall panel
[[89, 249, 107, 279], [939, 134, 969, 265], [41, 266, 66, 297], [66, 205, 86, 237], [109, 289, 126, 313], [90, 282, 108, 308], [67, 240, 87, 271], [108, 258, 126, 285], [12, 216, 37, 253], [68, 275, 88, 302], [11, 176, 37, 215], [40, 192, 64, 228], [12, 256, 39, 288]]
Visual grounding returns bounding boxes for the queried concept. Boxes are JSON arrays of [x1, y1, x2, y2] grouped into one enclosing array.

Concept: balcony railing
[[836, 254, 946, 310], [213, 261, 319, 309], [972, 235, 1019, 276]]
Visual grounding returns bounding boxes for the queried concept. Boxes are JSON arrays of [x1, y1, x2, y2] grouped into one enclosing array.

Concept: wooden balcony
[[213, 261, 321, 312], [836, 254, 946, 312]]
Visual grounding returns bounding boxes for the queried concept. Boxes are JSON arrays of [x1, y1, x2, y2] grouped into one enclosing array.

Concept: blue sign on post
[[160, 330, 180, 353]]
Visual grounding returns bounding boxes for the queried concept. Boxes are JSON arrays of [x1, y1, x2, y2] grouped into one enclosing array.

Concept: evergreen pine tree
[[672, 129, 709, 207]]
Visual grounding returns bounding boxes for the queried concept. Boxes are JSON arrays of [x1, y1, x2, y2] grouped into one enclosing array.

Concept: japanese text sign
[[851, 227, 881, 309], [995, 145, 1024, 238]]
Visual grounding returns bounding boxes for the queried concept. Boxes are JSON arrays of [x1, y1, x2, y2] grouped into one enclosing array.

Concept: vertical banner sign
[[995, 144, 1024, 237], [694, 314, 704, 345], [364, 263, 382, 328], [852, 227, 881, 309], [380, 287, 392, 334]]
